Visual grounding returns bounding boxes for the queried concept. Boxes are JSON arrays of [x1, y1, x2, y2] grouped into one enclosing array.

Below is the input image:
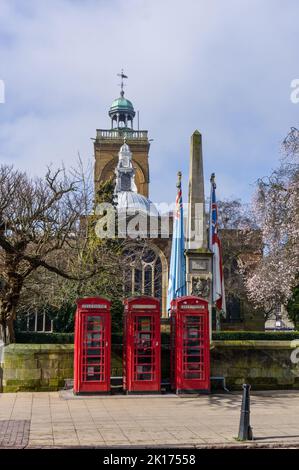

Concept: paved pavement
[[0, 390, 299, 448]]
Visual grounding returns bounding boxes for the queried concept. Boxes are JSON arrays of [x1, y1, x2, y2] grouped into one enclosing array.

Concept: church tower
[[94, 71, 150, 197]]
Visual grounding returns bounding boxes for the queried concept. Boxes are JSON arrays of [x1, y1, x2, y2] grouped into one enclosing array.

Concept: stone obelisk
[[187, 130, 206, 249], [185, 131, 212, 311]]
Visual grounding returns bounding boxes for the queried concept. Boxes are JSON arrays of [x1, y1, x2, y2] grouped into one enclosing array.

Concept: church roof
[[117, 191, 159, 217]]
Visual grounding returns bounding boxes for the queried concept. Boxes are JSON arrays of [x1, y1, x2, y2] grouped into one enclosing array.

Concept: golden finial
[[210, 172, 216, 188], [177, 171, 182, 188]]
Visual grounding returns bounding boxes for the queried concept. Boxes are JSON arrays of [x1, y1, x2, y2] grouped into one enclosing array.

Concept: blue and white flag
[[167, 172, 186, 313], [209, 173, 226, 314]]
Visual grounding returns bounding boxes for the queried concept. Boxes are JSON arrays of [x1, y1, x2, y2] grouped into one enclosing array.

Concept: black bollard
[[238, 383, 253, 441]]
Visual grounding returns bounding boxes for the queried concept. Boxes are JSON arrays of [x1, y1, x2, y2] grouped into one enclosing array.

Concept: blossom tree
[[242, 128, 299, 316]]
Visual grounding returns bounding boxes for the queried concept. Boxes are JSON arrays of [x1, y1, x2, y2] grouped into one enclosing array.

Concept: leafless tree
[[0, 162, 104, 344], [0, 162, 165, 343]]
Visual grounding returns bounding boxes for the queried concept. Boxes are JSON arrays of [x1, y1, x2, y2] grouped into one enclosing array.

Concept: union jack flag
[[175, 180, 183, 219], [209, 173, 226, 314]]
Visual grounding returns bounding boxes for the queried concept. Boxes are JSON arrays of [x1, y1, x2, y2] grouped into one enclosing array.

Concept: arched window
[[123, 244, 163, 304], [144, 265, 152, 296]]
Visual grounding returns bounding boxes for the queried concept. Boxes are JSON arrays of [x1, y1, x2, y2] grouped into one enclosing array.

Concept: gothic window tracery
[[123, 245, 162, 303]]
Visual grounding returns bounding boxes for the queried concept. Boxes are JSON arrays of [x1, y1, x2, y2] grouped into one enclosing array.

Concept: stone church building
[[93, 77, 264, 330], [93, 79, 214, 319]]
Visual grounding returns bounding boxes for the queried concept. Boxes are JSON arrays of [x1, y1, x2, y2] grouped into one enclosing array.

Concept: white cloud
[[0, 0, 298, 203]]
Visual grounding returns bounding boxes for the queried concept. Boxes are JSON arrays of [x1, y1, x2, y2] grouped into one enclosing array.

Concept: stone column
[[185, 130, 213, 334], [186, 130, 206, 249]]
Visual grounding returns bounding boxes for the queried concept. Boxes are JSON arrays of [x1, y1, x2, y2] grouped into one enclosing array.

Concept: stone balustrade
[[96, 129, 148, 140]]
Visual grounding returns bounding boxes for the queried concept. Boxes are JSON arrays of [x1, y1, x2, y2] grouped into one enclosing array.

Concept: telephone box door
[[170, 296, 210, 393], [123, 297, 161, 393], [74, 297, 111, 394]]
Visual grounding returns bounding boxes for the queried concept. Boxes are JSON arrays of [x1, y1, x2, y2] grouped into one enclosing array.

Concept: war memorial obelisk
[[186, 131, 213, 323]]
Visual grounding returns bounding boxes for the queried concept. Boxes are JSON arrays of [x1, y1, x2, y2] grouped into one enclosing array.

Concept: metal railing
[[96, 129, 148, 140]]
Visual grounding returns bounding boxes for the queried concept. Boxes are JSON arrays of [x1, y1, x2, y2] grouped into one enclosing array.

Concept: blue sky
[[0, 0, 298, 204]]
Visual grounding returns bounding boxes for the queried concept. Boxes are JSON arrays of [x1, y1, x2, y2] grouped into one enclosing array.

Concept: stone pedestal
[[186, 250, 213, 336], [186, 250, 212, 302]]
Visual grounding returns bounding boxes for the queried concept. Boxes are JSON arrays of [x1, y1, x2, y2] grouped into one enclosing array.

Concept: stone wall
[[1, 340, 299, 392], [1, 344, 74, 392], [211, 340, 299, 390]]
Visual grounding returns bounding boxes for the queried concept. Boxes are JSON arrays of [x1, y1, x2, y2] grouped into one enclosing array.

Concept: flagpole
[[209, 172, 224, 331], [167, 171, 186, 314], [209, 173, 215, 330]]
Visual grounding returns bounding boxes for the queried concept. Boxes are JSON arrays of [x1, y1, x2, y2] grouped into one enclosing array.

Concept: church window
[[123, 245, 162, 304]]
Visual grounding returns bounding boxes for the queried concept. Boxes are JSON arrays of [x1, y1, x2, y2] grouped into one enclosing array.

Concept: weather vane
[[117, 69, 128, 97]]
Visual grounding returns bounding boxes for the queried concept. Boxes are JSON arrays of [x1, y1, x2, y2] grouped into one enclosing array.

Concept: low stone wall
[[211, 340, 299, 390], [1, 340, 299, 392], [1, 344, 74, 392]]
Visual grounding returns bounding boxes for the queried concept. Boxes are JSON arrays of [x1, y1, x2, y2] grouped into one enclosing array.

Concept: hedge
[[15, 332, 75, 344], [212, 331, 299, 341], [15, 329, 299, 344], [15, 332, 126, 344]]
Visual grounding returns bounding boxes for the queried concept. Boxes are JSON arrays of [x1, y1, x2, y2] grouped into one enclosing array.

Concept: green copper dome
[[109, 96, 135, 116]]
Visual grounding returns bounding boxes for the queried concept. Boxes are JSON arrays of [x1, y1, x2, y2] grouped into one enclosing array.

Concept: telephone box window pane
[[136, 365, 152, 380], [87, 358, 100, 365], [82, 313, 106, 382], [138, 365, 152, 373], [137, 356, 152, 364], [139, 333, 151, 342], [183, 315, 204, 380], [134, 316, 155, 381], [87, 316, 103, 331], [86, 333, 101, 347], [138, 317, 151, 331], [87, 348, 101, 356], [84, 363, 104, 381]]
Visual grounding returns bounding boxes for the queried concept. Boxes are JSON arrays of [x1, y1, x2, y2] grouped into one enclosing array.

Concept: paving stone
[[0, 420, 30, 448], [1, 391, 299, 447]]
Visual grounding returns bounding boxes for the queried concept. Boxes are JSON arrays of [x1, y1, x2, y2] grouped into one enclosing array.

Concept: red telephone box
[[170, 296, 210, 394], [123, 297, 161, 393], [74, 297, 111, 394]]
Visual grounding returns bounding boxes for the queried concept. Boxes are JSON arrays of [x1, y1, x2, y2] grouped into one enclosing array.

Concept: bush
[[15, 329, 299, 345], [212, 330, 299, 341], [15, 332, 74, 344]]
